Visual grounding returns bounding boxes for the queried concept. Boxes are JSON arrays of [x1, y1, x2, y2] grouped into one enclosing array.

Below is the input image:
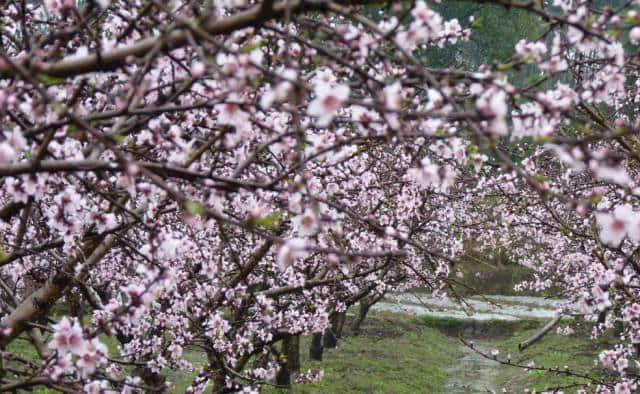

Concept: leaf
[[471, 16, 484, 29], [184, 201, 207, 217], [253, 211, 283, 230], [589, 194, 603, 207], [113, 134, 126, 144], [37, 74, 66, 86], [241, 40, 266, 53], [0, 246, 7, 263], [466, 144, 478, 156]]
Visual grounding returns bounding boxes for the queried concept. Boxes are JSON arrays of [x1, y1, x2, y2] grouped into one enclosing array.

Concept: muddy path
[[444, 342, 500, 394]]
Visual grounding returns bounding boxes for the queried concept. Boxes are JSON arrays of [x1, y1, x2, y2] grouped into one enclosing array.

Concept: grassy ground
[[4, 312, 459, 393], [3, 313, 610, 393], [491, 319, 612, 393], [272, 314, 609, 394], [266, 311, 461, 394]]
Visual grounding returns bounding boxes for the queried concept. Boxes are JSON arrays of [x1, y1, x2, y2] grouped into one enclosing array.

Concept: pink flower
[[46, 0, 74, 13], [472, 154, 488, 172], [83, 380, 108, 394], [5, 128, 26, 151], [592, 285, 612, 312], [307, 84, 350, 127], [276, 238, 308, 270], [623, 303, 640, 321], [616, 357, 629, 372], [515, 39, 547, 62], [89, 211, 118, 233], [615, 381, 634, 394], [76, 338, 108, 378], [630, 27, 640, 45], [291, 209, 320, 237], [192, 62, 206, 77], [596, 204, 639, 247], [383, 82, 402, 111], [476, 89, 508, 136], [0, 143, 16, 163], [48, 317, 86, 355]]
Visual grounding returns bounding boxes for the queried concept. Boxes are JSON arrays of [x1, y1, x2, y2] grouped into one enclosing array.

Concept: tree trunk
[[138, 367, 166, 393], [309, 332, 323, 361], [518, 314, 562, 351], [206, 351, 227, 393], [275, 336, 292, 387], [614, 318, 624, 337], [352, 300, 373, 334], [287, 334, 301, 373], [323, 311, 346, 349]]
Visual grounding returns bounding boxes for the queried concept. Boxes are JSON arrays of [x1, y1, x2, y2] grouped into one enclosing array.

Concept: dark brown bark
[[351, 300, 373, 334], [136, 367, 166, 393], [275, 336, 292, 387], [309, 332, 323, 361], [518, 314, 562, 351], [323, 311, 346, 349], [206, 351, 227, 393], [31, 0, 378, 78], [351, 293, 385, 334], [287, 334, 301, 373]]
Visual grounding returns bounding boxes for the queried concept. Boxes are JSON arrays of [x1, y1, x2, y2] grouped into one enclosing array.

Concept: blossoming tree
[[1, 0, 640, 392]]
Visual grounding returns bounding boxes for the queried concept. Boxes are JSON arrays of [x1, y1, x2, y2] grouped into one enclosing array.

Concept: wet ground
[[372, 292, 575, 393], [444, 342, 500, 394]]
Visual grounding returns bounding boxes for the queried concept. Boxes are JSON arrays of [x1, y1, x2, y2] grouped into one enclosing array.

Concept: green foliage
[[37, 74, 66, 86], [252, 211, 284, 230], [453, 256, 541, 296], [242, 40, 267, 53], [421, 1, 543, 71], [184, 200, 207, 217], [0, 245, 7, 263]]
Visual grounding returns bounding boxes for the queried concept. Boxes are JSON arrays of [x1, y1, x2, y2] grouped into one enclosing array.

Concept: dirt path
[[444, 342, 500, 394]]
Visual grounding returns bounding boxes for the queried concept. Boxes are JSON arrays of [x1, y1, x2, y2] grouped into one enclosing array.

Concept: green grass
[[266, 312, 461, 394], [4, 339, 58, 393], [415, 315, 540, 339], [165, 346, 205, 393], [491, 320, 610, 392], [2, 312, 610, 394]]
